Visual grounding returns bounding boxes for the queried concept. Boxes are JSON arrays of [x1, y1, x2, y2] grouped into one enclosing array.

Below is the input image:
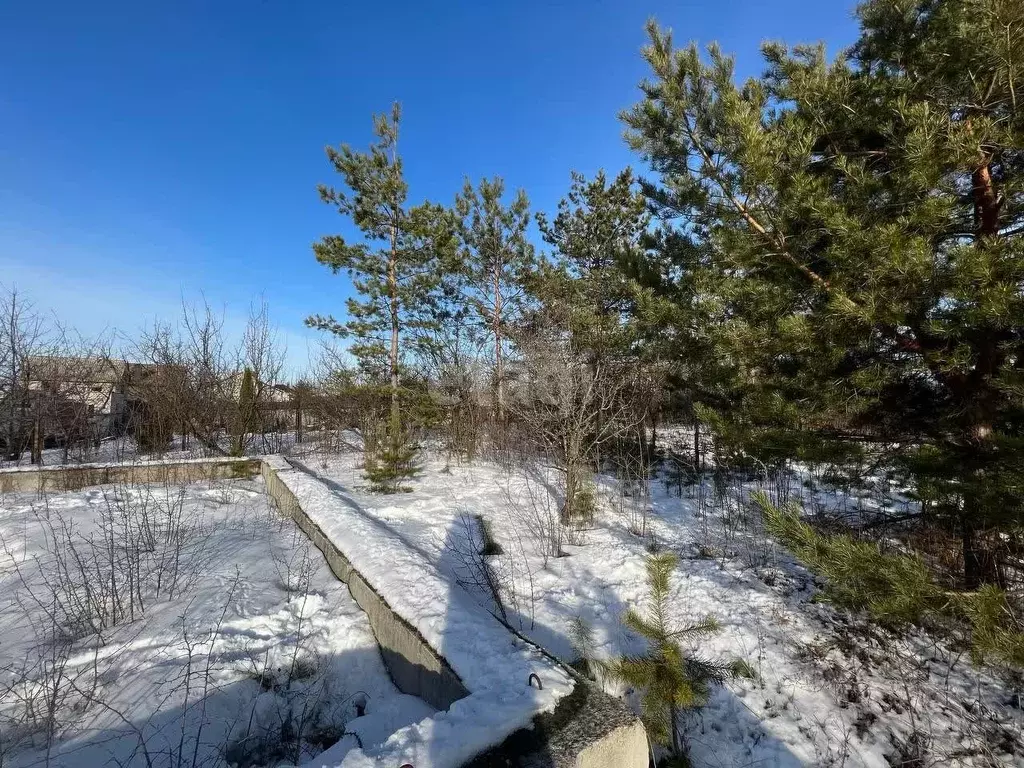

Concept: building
[[24, 356, 130, 442]]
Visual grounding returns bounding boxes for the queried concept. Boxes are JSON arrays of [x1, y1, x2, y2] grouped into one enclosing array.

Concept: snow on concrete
[[0, 453, 256, 473], [0, 476, 432, 767], [270, 459, 575, 768], [291, 445, 1024, 768], [0, 430, 305, 470]]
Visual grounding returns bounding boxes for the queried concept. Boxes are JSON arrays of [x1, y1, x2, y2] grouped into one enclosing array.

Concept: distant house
[[22, 357, 188, 446], [229, 374, 302, 430], [263, 383, 300, 430], [122, 361, 187, 405], [24, 356, 130, 441], [231, 377, 317, 434]]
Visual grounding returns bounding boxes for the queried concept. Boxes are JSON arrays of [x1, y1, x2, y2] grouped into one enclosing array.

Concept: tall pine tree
[[308, 103, 457, 489], [536, 170, 650, 371], [455, 177, 534, 423], [624, 2, 1023, 588]]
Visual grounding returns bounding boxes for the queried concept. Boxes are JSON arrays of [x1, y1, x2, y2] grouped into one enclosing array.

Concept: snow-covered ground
[[0, 476, 432, 768], [268, 456, 575, 768], [4, 430, 1022, 767], [0, 431, 305, 469], [290, 445, 1024, 767]]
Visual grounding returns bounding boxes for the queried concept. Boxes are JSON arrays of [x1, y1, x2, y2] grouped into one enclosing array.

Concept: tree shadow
[[281, 460, 557, 766], [458, 479, 809, 768], [427, 515, 560, 767], [281, 460, 803, 766], [11, 645, 427, 768]]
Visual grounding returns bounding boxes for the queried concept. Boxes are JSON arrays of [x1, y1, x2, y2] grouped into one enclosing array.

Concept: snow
[[289, 443, 1024, 767], [269, 459, 575, 768], [0, 453, 257, 473], [3, 430, 1021, 767], [0, 476, 433, 767], [0, 430, 305, 470]]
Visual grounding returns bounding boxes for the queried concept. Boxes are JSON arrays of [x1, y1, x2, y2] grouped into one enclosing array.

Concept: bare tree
[[129, 318, 188, 455], [25, 331, 121, 464], [179, 298, 238, 453], [0, 287, 47, 462], [510, 328, 646, 527], [0, 288, 123, 464], [240, 297, 287, 454], [130, 298, 238, 456], [305, 340, 378, 461]]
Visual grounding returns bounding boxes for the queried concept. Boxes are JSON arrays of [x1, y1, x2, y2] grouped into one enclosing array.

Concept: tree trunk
[[959, 159, 1001, 588], [493, 263, 505, 423], [693, 418, 702, 474], [962, 513, 983, 591], [31, 418, 42, 465], [388, 226, 401, 447], [669, 701, 682, 758], [295, 398, 304, 444], [647, 409, 658, 462], [973, 163, 1000, 237], [563, 458, 579, 526]]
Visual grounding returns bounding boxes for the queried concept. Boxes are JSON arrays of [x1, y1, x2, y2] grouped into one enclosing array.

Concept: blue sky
[[0, 1, 859, 374]]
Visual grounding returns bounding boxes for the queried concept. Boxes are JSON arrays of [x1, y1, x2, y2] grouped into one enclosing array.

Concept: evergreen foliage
[[308, 103, 457, 490], [568, 615, 600, 681], [755, 491, 936, 626], [625, 2, 1024, 588], [535, 169, 649, 369], [363, 417, 420, 494], [755, 491, 1024, 669], [231, 366, 256, 457], [607, 552, 751, 758], [571, 473, 598, 526], [455, 177, 535, 422]]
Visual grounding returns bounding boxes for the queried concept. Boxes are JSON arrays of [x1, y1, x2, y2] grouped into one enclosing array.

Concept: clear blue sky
[[0, 1, 859, 374]]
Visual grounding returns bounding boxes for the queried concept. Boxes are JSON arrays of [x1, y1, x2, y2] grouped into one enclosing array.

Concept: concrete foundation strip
[[0, 455, 649, 767]]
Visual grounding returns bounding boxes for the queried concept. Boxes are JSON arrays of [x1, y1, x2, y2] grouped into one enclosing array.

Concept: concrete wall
[[1, 454, 648, 766], [261, 457, 470, 711], [261, 457, 649, 768], [0, 457, 261, 494]]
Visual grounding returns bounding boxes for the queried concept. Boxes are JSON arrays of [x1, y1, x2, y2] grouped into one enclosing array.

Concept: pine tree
[[455, 177, 535, 423], [607, 552, 749, 761], [536, 169, 649, 370], [755, 491, 1024, 669], [624, 2, 1024, 588], [308, 104, 457, 490], [532, 170, 656, 476], [363, 416, 420, 493], [231, 366, 255, 457]]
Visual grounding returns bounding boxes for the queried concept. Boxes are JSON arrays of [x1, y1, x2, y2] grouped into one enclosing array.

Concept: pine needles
[[755, 491, 935, 626], [754, 491, 1024, 669], [605, 552, 752, 758]]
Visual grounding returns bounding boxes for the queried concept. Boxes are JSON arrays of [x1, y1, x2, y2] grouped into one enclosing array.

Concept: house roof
[[26, 356, 127, 385]]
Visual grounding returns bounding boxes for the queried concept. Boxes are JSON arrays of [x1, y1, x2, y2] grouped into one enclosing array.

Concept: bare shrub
[[612, 434, 653, 537], [0, 633, 81, 752], [272, 530, 317, 596], [509, 328, 645, 532], [499, 463, 565, 565], [3, 480, 208, 640], [227, 562, 357, 768], [442, 512, 508, 623]]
